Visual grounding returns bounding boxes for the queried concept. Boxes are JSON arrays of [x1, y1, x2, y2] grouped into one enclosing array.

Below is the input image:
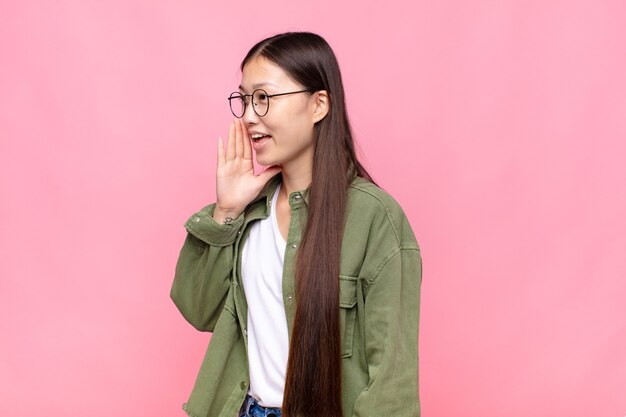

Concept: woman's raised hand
[[213, 118, 281, 223]]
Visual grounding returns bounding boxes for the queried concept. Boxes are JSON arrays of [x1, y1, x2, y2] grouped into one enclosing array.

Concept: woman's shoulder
[[348, 176, 404, 216], [347, 176, 419, 250]]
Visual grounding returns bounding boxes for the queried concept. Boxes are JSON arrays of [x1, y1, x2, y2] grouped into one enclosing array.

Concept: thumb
[[257, 165, 282, 184]]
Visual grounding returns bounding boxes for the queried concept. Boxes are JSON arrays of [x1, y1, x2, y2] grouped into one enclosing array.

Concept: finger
[[217, 136, 225, 167], [241, 119, 252, 160], [226, 120, 235, 161], [235, 118, 244, 159]]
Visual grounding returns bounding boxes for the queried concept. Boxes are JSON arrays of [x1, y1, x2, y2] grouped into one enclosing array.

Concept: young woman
[[171, 32, 422, 417]]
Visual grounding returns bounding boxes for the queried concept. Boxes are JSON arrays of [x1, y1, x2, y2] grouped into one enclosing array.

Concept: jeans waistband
[[239, 394, 282, 417]]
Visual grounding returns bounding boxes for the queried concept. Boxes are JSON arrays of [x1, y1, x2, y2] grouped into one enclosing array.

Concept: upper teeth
[[251, 134, 266, 139]]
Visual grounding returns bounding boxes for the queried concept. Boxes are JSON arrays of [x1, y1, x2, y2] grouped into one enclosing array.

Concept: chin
[[255, 155, 279, 167]]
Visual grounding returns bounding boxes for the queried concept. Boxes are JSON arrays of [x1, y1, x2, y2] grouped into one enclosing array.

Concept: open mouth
[[251, 133, 272, 142]]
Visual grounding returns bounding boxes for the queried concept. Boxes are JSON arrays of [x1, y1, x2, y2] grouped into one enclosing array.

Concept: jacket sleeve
[[170, 203, 245, 332], [352, 246, 422, 417]]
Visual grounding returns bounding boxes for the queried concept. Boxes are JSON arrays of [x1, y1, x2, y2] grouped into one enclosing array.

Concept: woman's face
[[239, 56, 323, 170]]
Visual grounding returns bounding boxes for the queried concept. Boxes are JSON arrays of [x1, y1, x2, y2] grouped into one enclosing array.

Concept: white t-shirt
[[241, 182, 289, 408]]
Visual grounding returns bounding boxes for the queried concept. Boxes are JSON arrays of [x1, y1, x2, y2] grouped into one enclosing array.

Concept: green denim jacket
[[171, 173, 422, 417]]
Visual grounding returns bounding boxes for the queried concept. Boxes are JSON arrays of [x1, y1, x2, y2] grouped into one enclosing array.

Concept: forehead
[[239, 56, 299, 92]]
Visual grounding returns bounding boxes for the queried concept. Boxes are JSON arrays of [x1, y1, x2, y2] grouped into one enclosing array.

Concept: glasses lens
[[229, 93, 245, 118], [252, 89, 269, 117]]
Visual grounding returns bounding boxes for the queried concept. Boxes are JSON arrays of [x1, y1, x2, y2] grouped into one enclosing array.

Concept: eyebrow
[[238, 82, 278, 92]]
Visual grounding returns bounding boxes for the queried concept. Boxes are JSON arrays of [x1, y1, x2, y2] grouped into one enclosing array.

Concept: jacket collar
[[250, 172, 311, 212]]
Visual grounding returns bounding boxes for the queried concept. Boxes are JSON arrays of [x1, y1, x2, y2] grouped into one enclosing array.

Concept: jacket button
[[294, 194, 301, 200], [291, 244, 297, 248], [240, 381, 247, 390], [194, 217, 200, 222]]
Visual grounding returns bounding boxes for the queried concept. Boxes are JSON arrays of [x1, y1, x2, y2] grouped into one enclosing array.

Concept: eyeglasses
[[227, 88, 313, 118]]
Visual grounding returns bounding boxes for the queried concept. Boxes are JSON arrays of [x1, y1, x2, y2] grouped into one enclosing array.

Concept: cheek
[[264, 100, 315, 139], [275, 98, 311, 121], [265, 109, 307, 133]]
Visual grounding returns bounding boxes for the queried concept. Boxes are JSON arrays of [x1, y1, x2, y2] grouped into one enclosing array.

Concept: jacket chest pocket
[[339, 276, 358, 358]]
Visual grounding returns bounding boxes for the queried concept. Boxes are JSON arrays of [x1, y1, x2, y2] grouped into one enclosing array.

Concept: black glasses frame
[[227, 88, 314, 118]]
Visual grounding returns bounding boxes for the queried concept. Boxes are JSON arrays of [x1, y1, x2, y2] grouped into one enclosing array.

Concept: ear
[[311, 90, 330, 124]]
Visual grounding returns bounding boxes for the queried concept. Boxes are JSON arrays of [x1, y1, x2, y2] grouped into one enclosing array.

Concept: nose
[[242, 100, 259, 126]]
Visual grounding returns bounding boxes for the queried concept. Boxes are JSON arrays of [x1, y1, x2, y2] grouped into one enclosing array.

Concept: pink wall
[[1, 1, 625, 416]]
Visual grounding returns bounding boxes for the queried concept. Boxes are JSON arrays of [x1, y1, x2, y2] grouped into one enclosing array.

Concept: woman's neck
[[279, 168, 312, 200]]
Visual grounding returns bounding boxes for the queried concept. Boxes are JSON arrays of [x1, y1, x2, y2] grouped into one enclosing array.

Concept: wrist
[[213, 205, 242, 224]]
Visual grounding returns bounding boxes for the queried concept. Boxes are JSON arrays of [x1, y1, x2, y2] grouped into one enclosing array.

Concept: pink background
[[1, 1, 625, 416]]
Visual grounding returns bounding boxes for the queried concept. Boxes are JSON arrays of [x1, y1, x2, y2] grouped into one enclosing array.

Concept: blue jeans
[[238, 394, 282, 417]]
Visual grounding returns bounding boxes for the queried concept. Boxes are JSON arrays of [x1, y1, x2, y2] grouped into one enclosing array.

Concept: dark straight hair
[[241, 32, 375, 417]]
